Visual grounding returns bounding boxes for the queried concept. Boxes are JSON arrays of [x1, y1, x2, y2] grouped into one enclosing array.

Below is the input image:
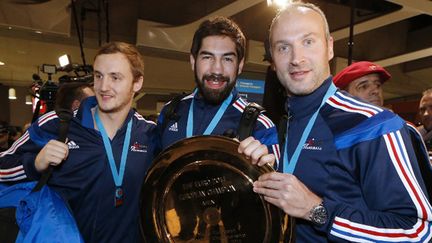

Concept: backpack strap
[[277, 114, 289, 149], [160, 93, 186, 132], [237, 102, 264, 141], [32, 108, 73, 192]]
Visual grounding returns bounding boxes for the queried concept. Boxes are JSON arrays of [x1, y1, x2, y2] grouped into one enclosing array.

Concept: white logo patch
[[67, 140, 80, 149], [169, 122, 178, 132]]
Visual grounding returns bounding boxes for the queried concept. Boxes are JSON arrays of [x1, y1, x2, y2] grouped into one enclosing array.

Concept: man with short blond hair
[[0, 42, 157, 242]]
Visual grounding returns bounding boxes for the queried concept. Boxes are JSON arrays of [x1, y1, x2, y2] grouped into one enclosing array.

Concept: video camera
[[30, 55, 93, 120]]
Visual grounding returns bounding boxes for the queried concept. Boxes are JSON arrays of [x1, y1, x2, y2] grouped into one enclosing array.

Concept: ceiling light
[[267, 0, 293, 8], [0, 61, 4, 66], [35, 30, 42, 34], [25, 95, 32, 105], [58, 54, 71, 68], [8, 88, 17, 100]]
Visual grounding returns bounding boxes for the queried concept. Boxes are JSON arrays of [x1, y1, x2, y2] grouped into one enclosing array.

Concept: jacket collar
[[286, 76, 333, 120]]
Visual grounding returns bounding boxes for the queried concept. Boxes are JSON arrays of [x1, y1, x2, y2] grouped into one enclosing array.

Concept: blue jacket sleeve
[[252, 112, 280, 170], [0, 112, 59, 182], [321, 125, 432, 242]]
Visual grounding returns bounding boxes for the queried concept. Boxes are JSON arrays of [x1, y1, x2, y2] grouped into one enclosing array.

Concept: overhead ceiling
[[0, 0, 431, 104]]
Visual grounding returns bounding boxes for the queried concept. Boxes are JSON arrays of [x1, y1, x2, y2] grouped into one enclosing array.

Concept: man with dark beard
[[156, 16, 279, 241], [157, 16, 279, 156]]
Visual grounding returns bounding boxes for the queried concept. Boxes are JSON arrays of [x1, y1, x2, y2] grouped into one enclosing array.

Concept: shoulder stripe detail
[[232, 99, 274, 129], [38, 111, 58, 126], [327, 92, 382, 118], [134, 112, 156, 125], [336, 92, 383, 113], [387, 131, 431, 219], [407, 123, 423, 138], [0, 132, 30, 157], [182, 93, 194, 101], [330, 131, 432, 242]]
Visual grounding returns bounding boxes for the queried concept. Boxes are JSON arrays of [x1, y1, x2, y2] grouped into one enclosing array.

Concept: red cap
[[333, 61, 391, 89]]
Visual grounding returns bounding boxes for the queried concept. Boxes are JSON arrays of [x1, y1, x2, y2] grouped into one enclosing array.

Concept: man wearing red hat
[[333, 61, 391, 106]]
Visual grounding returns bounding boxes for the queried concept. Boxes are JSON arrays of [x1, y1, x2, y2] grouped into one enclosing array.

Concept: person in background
[[55, 82, 94, 112], [333, 61, 391, 106], [7, 126, 22, 147], [418, 88, 432, 150], [249, 2, 432, 242], [0, 121, 10, 152]]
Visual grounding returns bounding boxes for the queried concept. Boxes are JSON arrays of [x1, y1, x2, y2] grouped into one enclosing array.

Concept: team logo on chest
[[130, 142, 148, 153], [303, 138, 322, 151], [67, 140, 80, 149]]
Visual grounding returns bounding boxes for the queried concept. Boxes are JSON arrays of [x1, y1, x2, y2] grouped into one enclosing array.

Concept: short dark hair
[[190, 16, 246, 61], [55, 82, 92, 111], [95, 42, 144, 82]]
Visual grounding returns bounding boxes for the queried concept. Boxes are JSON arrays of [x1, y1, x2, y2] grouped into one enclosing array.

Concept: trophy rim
[[140, 135, 284, 242]]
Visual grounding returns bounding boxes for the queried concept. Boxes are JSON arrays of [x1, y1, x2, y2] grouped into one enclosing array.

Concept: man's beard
[[195, 73, 236, 105]]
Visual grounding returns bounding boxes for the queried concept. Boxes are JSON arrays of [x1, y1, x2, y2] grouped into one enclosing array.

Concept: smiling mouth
[[205, 79, 227, 89], [99, 93, 114, 100], [203, 74, 229, 89], [289, 70, 309, 79]]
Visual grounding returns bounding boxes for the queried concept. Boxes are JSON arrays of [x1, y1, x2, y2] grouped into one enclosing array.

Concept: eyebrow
[[199, 50, 237, 57], [93, 70, 124, 77], [273, 32, 318, 45]]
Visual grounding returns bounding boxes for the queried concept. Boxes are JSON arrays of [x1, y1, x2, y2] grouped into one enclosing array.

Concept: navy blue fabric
[[157, 88, 279, 164], [282, 78, 432, 242], [0, 96, 157, 243]]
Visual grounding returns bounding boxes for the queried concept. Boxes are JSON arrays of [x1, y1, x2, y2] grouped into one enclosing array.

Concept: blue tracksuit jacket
[[0, 96, 157, 243], [157, 88, 280, 166], [282, 77, 432, 242]]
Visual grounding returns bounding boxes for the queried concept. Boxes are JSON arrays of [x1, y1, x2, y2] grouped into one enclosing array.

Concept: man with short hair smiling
[[157, 16, 279, 241], [333, 61, 391, 106], [249, 2, 432, 242], [158, 16, 278, 163], [0, 42, 157, 242]]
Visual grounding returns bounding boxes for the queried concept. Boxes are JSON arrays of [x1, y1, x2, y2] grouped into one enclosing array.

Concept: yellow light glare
[[267, 0, 293, 8]]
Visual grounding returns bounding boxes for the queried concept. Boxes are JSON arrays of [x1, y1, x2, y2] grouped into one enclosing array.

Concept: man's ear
[[238, 58, 245, 75], [133, 76, 143, 93], [190, 54, 196, 72], [327, 36, 334, 61]]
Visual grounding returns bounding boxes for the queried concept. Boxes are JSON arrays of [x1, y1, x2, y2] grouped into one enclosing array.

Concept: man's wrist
[[308, 201, 328, 225]]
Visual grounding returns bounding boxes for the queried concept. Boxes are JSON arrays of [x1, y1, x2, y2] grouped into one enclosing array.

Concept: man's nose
[[210, 58, 223, 74]]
